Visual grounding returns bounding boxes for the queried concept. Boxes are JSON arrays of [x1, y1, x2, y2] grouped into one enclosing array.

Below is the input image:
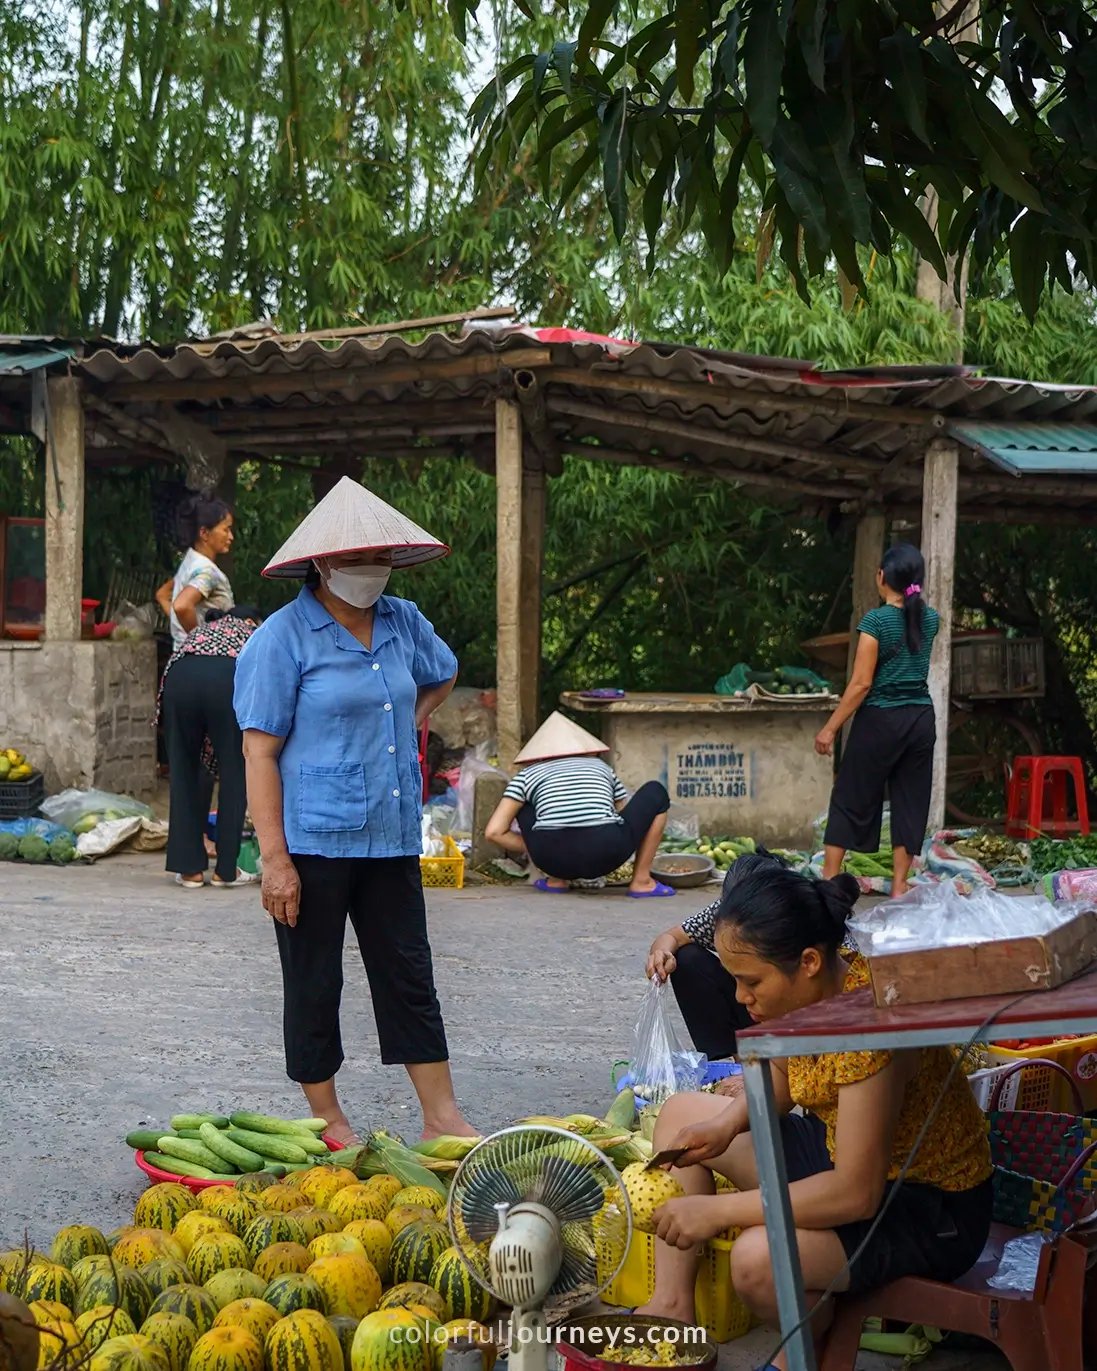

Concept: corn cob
[[410, 1134, 483, 1161]]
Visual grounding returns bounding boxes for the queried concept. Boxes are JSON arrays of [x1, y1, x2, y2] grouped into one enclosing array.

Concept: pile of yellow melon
[[0, 1167, 497, 1371]]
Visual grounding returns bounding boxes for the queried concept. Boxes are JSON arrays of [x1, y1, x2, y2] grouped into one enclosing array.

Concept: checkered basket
[[987, 1059, 1097, 1235]]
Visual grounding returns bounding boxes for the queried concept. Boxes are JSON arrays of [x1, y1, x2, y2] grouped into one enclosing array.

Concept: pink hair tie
[[905, 583, 922, 596]]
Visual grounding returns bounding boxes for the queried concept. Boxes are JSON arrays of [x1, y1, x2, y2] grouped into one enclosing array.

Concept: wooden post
[[217, 457, 237, 579], [496, 399, 523, 768], [846, 511, 886, 681], [922, 439, 959, 833], [519, 464, 545, 743], [44, 377, 85, 642]]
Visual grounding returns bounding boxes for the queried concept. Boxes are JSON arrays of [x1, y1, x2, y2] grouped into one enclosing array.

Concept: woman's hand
[[665, 1107, 741, 1166], [646, 933, 679, 982], [262, 853, 301, 927], [814, 724, 837, 756], [653, 1195, 733, 1249]]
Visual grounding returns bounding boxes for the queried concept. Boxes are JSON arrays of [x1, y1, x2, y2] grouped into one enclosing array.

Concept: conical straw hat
[[514, 711, 609, 765], [263, 475, 449, 578]]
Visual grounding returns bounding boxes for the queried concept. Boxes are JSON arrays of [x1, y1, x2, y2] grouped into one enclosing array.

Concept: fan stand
[[508, 1306, 551, 1371]]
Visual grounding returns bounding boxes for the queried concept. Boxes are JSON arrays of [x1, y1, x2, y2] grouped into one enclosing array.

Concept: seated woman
[[639, 865, 992, 1371], [646, 850, 783, 1060], [485, 711, 675, 897]]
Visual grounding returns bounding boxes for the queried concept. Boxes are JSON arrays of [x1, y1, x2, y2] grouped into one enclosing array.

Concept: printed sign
[[671, 742, 751, 802]]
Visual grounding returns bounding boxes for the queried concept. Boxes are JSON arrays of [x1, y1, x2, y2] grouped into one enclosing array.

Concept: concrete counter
[[562, 691, 837, 850]]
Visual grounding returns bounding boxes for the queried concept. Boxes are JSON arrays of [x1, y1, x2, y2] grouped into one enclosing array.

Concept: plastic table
[[735, 962, 1097, 1371]]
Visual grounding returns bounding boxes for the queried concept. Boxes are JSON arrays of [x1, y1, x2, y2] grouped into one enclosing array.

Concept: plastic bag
[[420, 814, 446, 858], [848, 881, 1091, 958], [664, 806, 700, 843], [629, 976, 707, 1105], [453, 742, 508, 837], [40, 787, 154, 832], [987, 1231, 1049, 1295], [0, 817, 74, 844], [110, 599, 156, 640]]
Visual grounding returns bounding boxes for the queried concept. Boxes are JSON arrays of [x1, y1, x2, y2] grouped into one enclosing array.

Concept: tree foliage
[[458, 0, 1097, 317]]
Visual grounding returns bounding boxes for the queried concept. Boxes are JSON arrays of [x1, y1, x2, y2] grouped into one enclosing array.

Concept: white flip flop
[[175, 873, 206, 889], [211, 870, 260, 888]]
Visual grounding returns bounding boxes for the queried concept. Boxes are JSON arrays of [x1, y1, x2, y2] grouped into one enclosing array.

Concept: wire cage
[[951, 635, 1045, 700]]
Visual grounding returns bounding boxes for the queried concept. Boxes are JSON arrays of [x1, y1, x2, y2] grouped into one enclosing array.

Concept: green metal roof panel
[[950, 419, 1097, 475], [0, 347, 75, 374]]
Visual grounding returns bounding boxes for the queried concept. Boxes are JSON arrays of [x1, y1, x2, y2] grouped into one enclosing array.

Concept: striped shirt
[[859, 604, 939, 708], [503, 756, 628, 831]]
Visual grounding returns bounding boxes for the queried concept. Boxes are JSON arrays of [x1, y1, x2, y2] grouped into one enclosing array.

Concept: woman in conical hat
[[485, 711, 676, 897], [233, 476, 475, 1144]]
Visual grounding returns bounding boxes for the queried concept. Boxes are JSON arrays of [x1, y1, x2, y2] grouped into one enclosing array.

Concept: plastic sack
[[987, 1231, 1049, 1295], [848, 881, 1092, 958], [110, 599, 156, 640], [1045, 868, 1097, 902], [629, 976, 707, 1105], [665, 806, 700, 843], [453, 742, 508, 837], [0, 816, 74, 844], [40, 788, 154, 832], [420, 814, 446, 858]]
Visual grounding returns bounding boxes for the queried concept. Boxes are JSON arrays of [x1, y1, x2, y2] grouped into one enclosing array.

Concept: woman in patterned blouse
[[637, 863, 991, 1365], [160, 606, 263, 890]]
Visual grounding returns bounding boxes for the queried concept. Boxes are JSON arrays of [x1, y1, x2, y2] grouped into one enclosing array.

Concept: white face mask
[[321, 562, 391, 609]]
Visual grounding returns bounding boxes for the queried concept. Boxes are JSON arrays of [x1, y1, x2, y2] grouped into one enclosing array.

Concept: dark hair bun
[[816, 874, 859, 930]]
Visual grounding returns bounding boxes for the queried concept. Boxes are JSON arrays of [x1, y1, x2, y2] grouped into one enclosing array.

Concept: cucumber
[[287, 1118, 328, 1133], [158, 1136, 236, 1174], [279, 1162, 315, 1172], [126, 1129, 175, 1151], [143, 1151, 221, 1180], [224, 1128, 309, 1164], [176, 1129, 206, 1141], [171, 1113, 230, 1131], [286, 1132, 330, 1156], [200, 1122, 265, 1173], [229, 1112, 317, 1137], [260, 1163, 288, 1176]]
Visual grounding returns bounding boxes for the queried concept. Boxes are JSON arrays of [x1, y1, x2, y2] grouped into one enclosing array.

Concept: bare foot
[[421, 1110, 480, 1141], [629, 877, 659, 894], [323, 1115, 363, 1147], [544, 877, 569, 890], [634, 1297, 696, 1322]]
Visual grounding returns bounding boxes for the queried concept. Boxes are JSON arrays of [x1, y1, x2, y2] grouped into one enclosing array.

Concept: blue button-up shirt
[[233, 588, 458, 859]]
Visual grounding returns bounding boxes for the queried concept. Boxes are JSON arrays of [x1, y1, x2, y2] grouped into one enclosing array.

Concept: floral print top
[[157, 616, 257, 776]]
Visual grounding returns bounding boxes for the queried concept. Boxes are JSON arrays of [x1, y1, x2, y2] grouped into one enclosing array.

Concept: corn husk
[[410, 1134, 483, 1161], [350, 1130, 449, 1196]]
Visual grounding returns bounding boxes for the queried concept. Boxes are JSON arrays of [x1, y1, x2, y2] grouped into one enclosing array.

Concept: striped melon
[[51, 1226, 109, 1269], [262, 1274, 326, 1317], [266, 1308, 344, 1371], [298, 1169, 356, 1210], [31, 1315, 78, 1367], [139, 1260, 194, 1299], [198, 1187, 239, 1215], [256, 1187, 307, 1215], [252, 1244, 312, 1283], [377, 1285, 445, 1321], [134, 1186, 198, 1235], [308, 1253, 381, 1319], [72, 1255, 115, 1288], [188, 1325, 264, 1371], [200, 1193, 258, 1240], [138, 1312, 198, 1371], [29, 1299, 73, 1325], [171, 1213, 231, 1258], [342, 1221, 391, 1283], [233, 1174, 279, 1198], [411, 1313, 446, 1371], [74, 1304, 138, 1351], [113, 1230, 186, 1271], [242, 1215, 306, 1266], [187, 1234, 252, 1285], [76, 1266, 153, 1327], [146, 1284, 219, 1335], [308, 1233, 366, 1263], [388, 1223, 448, 1287], [428, 1248, 493, 1323], [22, 1261, 77, 1310], [327, 1314, 359, 1365], [0, 1251, 31, 1294], [390, 1188, 445, 1218], [350, 1308, 428, 1371], [285, 1209, 343, 1243], [329, 1186, 387, 1226], [384, 1207, 433, 1240], [212, 1298, 280, 1344], [440, 1321, 496, 1371], [88, 1332, 170, 1370], [362, 1176, 403, 1208], [202, 1269, 267, 1310], [107, 1228, 136, 1252]]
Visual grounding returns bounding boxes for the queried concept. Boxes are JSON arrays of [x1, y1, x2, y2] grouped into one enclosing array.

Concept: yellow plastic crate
[[986, 1033, 1097, 1113], [598, 1229, 751, 1343], [420, 834, 465, 889]]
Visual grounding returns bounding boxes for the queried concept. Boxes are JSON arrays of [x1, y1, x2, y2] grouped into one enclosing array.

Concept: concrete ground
[[0, 855, 1004, 1371]]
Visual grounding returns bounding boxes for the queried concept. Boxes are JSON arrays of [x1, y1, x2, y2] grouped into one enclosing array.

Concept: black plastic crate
[[0, 770, 45, 819]]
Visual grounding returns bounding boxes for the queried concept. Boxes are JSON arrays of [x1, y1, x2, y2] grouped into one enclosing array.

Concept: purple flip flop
[[627, 881, 677, 898], [533, 877, 571, 893]]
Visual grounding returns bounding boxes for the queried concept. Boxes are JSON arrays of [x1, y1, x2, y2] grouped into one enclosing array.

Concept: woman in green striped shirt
[[814, 544, 940, 896]]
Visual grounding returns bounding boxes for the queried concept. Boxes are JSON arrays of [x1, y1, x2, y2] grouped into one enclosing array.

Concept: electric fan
[[447, 1125, 633, 1371]]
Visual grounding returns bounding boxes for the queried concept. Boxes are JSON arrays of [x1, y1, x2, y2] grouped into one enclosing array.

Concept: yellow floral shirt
[[784, 956, 993, 1192]]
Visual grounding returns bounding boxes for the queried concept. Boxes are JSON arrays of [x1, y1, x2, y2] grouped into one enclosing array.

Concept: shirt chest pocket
[[299, 763, 367, 832]]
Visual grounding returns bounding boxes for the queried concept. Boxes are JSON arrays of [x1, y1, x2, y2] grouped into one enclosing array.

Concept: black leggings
[[826, 704, 936, 854], [670, 942, 752, 1058], [162, 655, 246, 882], [275, 854, 448, 1082], [518, 780, 671, 881]]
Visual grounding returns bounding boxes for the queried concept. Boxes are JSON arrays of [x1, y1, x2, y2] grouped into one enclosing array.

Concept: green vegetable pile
[[1028, 835, 1097, 877], [714, 662, 833, 696], [0, 831, 77, 864], [659, 834, 756, 872], [843, 849, 896, 879]]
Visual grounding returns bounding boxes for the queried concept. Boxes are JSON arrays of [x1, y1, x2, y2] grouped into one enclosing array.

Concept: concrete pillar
[[922, 439, 959, 833], [44, 377, 85, 642], [496, 399, 523, 768], [469, 772, 508, 870], [519, 464, 545, 744], [846, 511, 887, 681]]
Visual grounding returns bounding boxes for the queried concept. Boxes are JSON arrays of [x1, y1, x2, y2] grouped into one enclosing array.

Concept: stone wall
[[0, 640, 158, 801]]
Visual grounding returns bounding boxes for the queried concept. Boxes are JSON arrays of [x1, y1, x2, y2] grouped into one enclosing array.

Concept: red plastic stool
[[1006, 755, 1090, 840]]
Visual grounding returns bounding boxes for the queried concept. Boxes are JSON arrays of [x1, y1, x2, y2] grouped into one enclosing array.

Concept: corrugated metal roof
[[951, 420, 1097, 475], [0, 347, 75, 374]]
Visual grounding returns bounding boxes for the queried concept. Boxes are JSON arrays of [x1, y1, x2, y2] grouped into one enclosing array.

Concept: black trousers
[[826, 703, 936, 855], [517, 780, 671, 880], [670, 942, 752, 1058], [162, 656, 246, 882], [275, 854, 448, 1082]]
